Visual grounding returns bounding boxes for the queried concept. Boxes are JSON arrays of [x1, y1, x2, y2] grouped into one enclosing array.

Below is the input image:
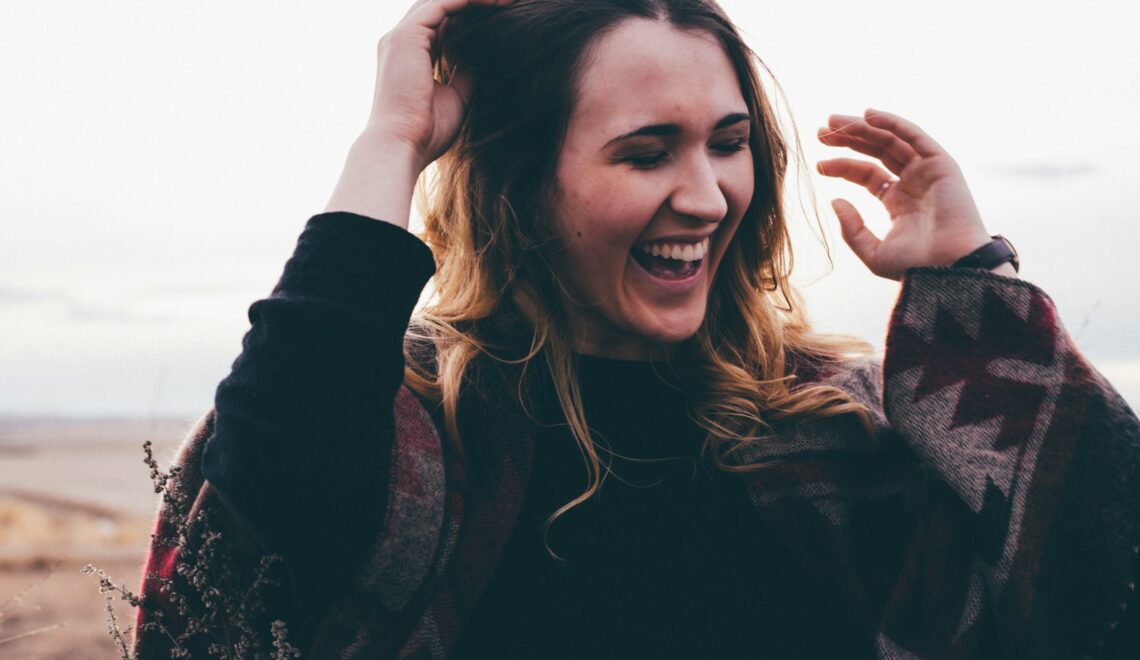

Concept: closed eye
[[713, 137, 748, 154], [619, 138, 747, 170], [623, 152, 669, 169]]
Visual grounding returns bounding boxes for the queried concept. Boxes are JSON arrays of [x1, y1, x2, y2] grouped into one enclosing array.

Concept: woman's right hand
[[367, 0, 512, 171], [326, 0, 514, 226]]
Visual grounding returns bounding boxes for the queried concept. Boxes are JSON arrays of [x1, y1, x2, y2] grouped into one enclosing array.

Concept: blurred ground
[[0, 416, 193, 659]]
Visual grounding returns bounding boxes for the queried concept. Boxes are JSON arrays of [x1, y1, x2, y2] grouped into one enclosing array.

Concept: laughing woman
[[135, 0, 1140, 658]]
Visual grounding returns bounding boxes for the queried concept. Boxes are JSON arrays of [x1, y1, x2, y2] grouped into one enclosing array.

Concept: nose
[[667, 153, 728, 224]]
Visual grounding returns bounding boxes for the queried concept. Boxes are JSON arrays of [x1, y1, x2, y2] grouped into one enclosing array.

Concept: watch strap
[[951, 235, 1019, 273]]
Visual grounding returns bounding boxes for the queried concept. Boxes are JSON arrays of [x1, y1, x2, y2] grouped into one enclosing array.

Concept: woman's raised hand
[[368, 0, 513, 171], [816, 109, 1008, 280], [326, 0, 514, 225]]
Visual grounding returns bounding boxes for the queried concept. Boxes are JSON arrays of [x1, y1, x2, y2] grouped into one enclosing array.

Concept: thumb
[[448, 66, 474, 111], [831, 198, 883, 274], [427, 66, 472, 160]]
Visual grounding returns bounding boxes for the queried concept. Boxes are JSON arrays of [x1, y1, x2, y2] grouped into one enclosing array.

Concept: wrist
[[351, 128, 424, 175], [325, 132, 422, 228], [989, 262, 1019, 278], [949, 235, 1019, 275]]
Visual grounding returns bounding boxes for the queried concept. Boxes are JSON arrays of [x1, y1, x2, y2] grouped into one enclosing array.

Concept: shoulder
[[792, 351, 884, 408], [810, 356, 883, 408], [792, 353, 891, 440]]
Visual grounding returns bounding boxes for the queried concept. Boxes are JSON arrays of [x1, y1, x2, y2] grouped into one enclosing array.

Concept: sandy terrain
[[0, 416, 195, 659]]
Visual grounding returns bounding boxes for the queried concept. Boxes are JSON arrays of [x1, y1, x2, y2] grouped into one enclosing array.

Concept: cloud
[[64, 303, 173, 324], [0, 285, 172, 324], [995, 164, 1099, 180], [0, 287, 70, 304], [142, 279, 270, 298]]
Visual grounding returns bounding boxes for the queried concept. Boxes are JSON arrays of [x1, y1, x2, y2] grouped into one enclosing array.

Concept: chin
[[632, 305, 707, 348]]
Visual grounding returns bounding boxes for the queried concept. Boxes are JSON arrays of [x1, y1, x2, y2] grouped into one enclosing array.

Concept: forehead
[[571, 19, 746, 134]]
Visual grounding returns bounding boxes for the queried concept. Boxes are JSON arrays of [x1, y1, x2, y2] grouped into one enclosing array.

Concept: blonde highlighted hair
[[403, 0, 872, 546]]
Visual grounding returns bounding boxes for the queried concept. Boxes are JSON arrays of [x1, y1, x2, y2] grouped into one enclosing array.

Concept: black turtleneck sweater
[[202, 213, 843, 657], [452, 354, 839, 659]]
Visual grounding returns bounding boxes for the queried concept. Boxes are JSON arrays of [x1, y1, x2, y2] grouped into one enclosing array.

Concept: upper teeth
[[638, 237, 709, 262]]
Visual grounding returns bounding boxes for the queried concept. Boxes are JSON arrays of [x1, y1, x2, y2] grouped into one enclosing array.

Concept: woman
[[135, 0, 1140, 657]]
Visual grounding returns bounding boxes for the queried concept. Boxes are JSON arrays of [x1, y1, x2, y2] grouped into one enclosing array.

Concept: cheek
[[727, 158, 757, 210], [709, 162, 756, 270], [561, 181, 657, 254]]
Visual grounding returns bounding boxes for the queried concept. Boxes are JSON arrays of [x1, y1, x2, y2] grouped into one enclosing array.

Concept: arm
[[132, 218, 435, 659], [817, 110, 1140, 657], [878, 266, 1140, 657], [201, 0, 515, 601], [201, 213, 436, 603]]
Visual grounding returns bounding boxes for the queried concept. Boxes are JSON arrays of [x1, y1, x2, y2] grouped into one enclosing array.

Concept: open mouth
[[629, 237, 708, 280]]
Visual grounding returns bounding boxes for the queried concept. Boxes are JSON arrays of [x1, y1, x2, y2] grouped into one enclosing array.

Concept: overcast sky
[[1, 0, 1138, 417]]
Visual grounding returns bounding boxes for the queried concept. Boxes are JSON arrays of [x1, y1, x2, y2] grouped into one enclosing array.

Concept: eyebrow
[[603, 112, 751, 148]]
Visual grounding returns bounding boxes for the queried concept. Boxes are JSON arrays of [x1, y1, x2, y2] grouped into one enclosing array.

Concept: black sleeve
[[200, 212, 436, 605]]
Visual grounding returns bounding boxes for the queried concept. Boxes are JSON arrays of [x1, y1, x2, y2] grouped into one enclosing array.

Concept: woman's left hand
[[816, 108, 1010, 280]]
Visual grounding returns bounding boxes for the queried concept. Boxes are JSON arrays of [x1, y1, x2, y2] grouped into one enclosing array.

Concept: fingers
[[406, 0, 514, 31], [816, 158, 895, 200], [830, 198, 885, 276], [449, 66, 474, 107], [862, 108, 945, 158], [405, 0, 516, 67], [817, 114, 914, 175]]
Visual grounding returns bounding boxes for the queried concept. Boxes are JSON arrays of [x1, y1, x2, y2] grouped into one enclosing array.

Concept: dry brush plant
[[84, 440, 302, 659], [0, 569, 64, 648]]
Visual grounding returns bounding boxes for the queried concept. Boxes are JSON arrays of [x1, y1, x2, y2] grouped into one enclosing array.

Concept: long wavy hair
[[405, 0, 871, 537]]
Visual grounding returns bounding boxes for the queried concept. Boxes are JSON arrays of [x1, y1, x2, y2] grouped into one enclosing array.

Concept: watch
[[950, 235, 1019, 273]]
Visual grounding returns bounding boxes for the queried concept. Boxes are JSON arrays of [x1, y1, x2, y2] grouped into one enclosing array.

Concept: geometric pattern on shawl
[[878, 268, 1140, 659]]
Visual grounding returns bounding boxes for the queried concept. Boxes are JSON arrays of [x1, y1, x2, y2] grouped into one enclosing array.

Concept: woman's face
[[549, 19, 755, 359]]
